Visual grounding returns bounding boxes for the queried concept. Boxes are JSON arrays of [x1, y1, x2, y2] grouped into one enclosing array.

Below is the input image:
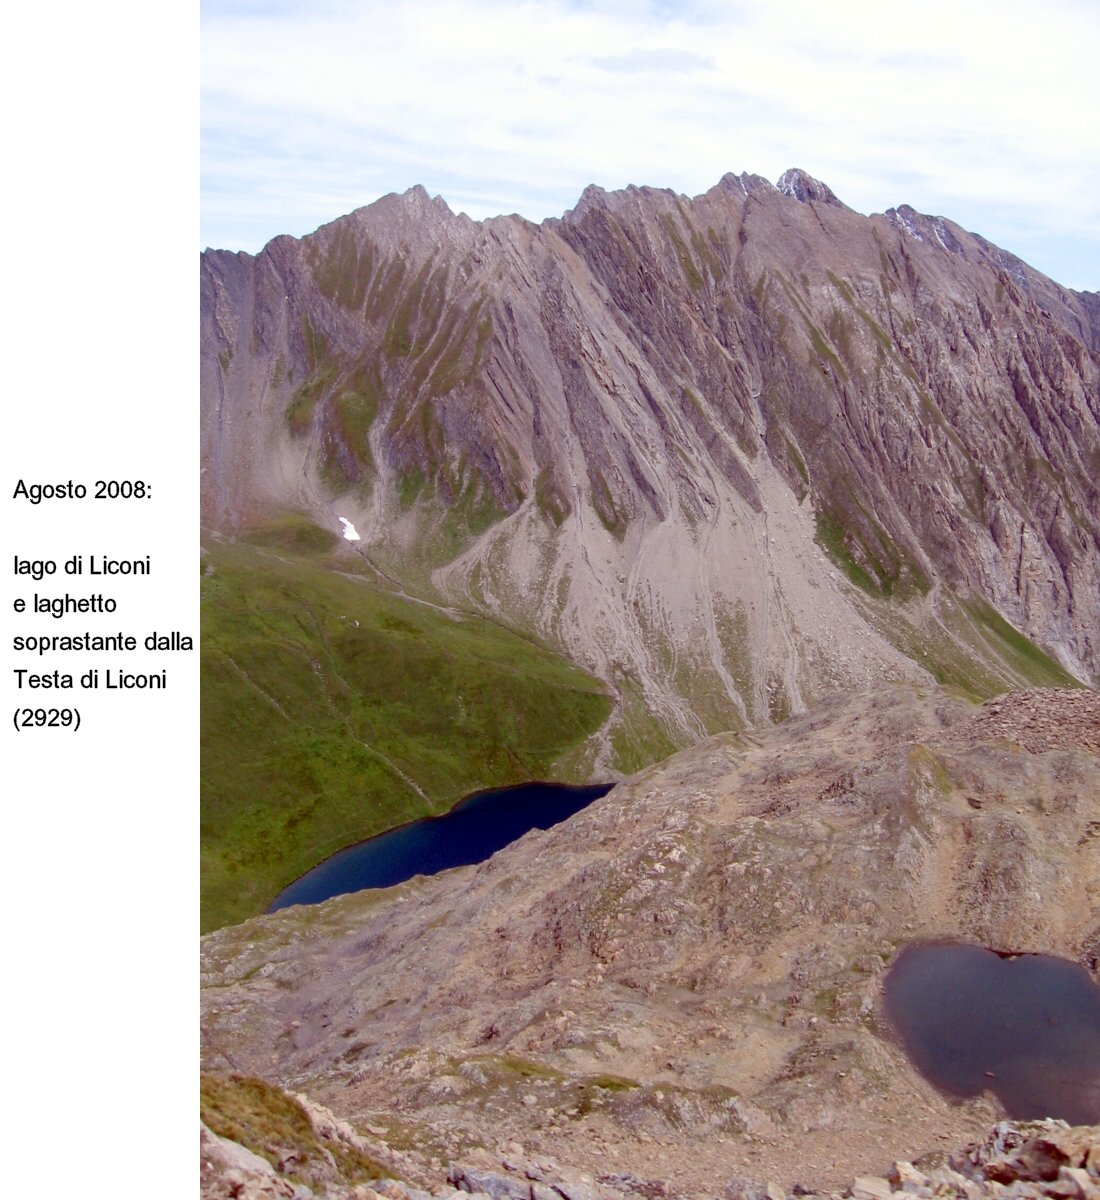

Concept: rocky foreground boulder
[[201, 1085, 1100, 1200], [201, 684, 1100, 1193]]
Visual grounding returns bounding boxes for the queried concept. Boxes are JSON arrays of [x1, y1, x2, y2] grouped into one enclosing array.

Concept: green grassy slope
[[850, 589, 1082, 703], [201, 1073, 392, 1184], [201, 526, 612, 931]]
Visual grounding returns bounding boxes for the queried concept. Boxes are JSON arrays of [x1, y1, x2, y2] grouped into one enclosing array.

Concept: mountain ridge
[[201, 167, 1099, 770], [207, 172, 1100, 316], [200, 176, 1100, 1188]]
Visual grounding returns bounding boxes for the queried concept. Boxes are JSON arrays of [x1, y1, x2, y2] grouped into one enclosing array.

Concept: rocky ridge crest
[[201, 170, 1100, 767]]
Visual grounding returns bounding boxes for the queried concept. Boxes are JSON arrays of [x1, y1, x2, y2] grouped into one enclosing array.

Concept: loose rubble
[[202, 1113, 1100, 1200]]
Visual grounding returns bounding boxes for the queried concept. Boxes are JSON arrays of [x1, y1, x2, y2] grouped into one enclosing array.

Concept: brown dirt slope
[[201, 684, 1100, 1194]]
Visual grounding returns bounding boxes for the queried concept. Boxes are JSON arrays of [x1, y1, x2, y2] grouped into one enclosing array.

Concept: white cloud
[[590, 48, 716, 73], [202, 0, 1100, 288]]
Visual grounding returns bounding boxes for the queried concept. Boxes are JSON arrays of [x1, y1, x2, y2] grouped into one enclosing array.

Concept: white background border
[[2, 2, 197, 1192]]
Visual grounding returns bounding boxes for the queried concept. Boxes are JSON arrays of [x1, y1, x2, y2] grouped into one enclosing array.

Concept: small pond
[[882, 941, 1100, 1124], [268, 781, 613, 913]]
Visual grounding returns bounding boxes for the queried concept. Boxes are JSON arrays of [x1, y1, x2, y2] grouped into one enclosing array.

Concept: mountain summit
[[201, 169, 1099, 768], [200, 173, 1100, 1191]]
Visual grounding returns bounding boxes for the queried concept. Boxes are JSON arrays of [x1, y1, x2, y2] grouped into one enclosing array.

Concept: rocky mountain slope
[[201, 169, 1099, 768], [201, 684, 1100, 1195]]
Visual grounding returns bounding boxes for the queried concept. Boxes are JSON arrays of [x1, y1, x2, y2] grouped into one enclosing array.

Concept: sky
[[203, 0, 1100, 291]]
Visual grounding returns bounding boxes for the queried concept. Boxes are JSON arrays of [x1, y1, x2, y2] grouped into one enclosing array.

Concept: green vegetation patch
[[446, 468, 509, 539], [815, 507, 878, 593], [806, 319, 849, 380], [284, 320, 340, 438], [589, 469, 629, 542], [322, 385, 379, 492], [365, 257, 408, 324], [534, 468, 571, 527], [397, 467, 427, 511], [857, 601, 1005, 700], [853, 589, 1082, 699], [307, 224, 377, 311], [285, 380, 325, 437], [383, 258, 435, 357], [391, 464, 514, 568], [607, 677, 681, 774], [813, 987, 841, 1019], [243, 513, 338, 556], [813, 496, 930, 600], [299, 315, 330, 372], [412, 297, 490, 401], [908, 744, 956, 797], [783, 435, 809, 492], [961, 599, 1080, 688], [468, 1054, 566, 1082], [659, 212, 705, 292], [715, 599, 755, 720], [670, 648, 745, 737], [775, 275, 849, 382], [826, 271, 895, 355], [200, 1072, 391, 1184], [589, 1072, 641, 1092], [201, 534, 612, 930]]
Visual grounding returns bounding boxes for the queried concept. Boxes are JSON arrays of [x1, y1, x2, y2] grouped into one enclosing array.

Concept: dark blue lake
[[883, 941, 1100, 1124], [268, 781, 613, 913]]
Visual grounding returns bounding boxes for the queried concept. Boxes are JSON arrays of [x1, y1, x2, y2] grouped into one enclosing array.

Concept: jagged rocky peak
[[336, 182, 464, 245], [564, 180, 685, 223], [566, 181, 611, 220], [341, 183, 449, 224], [718, 169, 776, 196], [201, 164, 1100, 765], [776, 166, 846, 206], [396, 182, 453, 214], [884, 203, 968, 255]]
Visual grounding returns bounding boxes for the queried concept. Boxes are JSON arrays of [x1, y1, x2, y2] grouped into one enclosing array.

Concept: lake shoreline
[[267, 779, 614, 913]]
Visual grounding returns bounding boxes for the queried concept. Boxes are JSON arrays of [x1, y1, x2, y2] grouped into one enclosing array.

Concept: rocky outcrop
[[200, 170, 1099, 768], [203, 1088, 1100, 1200], [201, 685, 1100, 1194], [776, 168, 847, 207], [199, 1072, 411, 1199], [201, 1123, 303, 1199]]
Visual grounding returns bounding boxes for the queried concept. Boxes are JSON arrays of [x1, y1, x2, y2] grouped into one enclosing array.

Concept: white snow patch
[[888, 208, 924, 241], [338, 517, 361, 541]]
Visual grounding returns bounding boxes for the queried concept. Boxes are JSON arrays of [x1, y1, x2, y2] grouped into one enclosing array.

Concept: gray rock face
[[776, 169, 846, 207], [449, 1165, 532, 1200], [201, 170, 1100, 762], [201, 1123, 304, 1199]]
